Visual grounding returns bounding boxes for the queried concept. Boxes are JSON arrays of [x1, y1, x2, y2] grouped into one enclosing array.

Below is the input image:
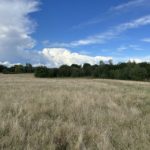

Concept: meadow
[[0, 74, 150, 150]]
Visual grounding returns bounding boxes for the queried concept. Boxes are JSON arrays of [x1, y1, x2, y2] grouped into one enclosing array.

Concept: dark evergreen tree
[[34, 66, 49, 77], [58, 65, 71, 77], [0, 65, 7, 73], [83, 63, 92, 76]]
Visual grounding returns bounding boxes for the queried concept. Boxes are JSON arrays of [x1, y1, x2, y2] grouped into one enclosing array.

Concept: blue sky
[[0, 0, 150, 66], [33, 0, 150, 59]]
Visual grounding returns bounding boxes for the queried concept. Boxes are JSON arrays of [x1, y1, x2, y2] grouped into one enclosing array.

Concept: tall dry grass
[[0, 74, 150, 150]]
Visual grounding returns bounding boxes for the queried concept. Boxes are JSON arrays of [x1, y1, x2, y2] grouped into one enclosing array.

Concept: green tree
[[48, 68, 58, 77], [58, 65, 71, 77], [0, 65, 7, 73], [25, 63, 33, 73], [14, 65, 24, 73], [34, 66, 49, 78], [108, 59, 113, 65], [83, 63, 92, 76], [99, 60, 105, 66]]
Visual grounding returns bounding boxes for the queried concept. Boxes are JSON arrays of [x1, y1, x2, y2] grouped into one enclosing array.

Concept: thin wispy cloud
[[117, 44, 143, 52], [71, 17, 104, 30], [111, 0, 147, 11], [142, 38, 150, 42], [129, 45, 144, 51], [117, 46, 128, 52], [72, 0, 148, 30], [50, 15, 150, 47]]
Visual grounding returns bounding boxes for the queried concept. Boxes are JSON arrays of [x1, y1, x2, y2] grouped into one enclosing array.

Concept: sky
[[0, 0, 150, 67]]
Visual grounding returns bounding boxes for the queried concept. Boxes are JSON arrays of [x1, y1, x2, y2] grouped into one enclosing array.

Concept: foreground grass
[[0, 74, 150, 150]]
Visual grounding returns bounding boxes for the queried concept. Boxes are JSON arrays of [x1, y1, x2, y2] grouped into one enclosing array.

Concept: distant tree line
[[0, 63, 34, 74], [34, 61, 150, 81], [0, 61, 150, 81]]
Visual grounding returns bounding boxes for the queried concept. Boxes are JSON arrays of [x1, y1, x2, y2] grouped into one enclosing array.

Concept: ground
[[0, 74, 150, 150]]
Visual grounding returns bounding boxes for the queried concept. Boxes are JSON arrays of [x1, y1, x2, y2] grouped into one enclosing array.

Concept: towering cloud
[[41, 48, 112, 67], [0, 0, 39, 63]]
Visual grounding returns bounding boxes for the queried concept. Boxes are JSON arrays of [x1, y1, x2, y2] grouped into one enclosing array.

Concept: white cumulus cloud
[[41, 48, 112, 67], [0, 48, 112, 67], [0, 0, 39, 63], [0, 0, 112, 67]]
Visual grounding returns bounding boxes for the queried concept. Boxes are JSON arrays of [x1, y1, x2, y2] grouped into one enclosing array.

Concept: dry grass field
[[0, 74, 150, 150]]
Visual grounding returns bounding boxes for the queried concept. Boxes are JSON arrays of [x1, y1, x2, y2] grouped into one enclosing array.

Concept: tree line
[[0, 63, 34, 74], [0, 61, 150, 81]]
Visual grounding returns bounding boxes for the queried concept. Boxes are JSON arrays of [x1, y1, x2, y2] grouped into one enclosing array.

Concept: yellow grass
[[0, 74, 150, 150]]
